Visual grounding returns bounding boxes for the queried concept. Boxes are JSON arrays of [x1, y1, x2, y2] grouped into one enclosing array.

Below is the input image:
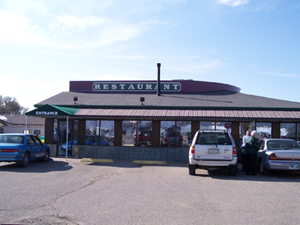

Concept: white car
[[188, 130, 238, 176], [257, 139, 300, 175]]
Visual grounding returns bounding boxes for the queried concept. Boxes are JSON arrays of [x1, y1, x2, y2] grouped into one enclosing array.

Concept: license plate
[[208, 148, 220, 154], [289, 164, 299, 170]]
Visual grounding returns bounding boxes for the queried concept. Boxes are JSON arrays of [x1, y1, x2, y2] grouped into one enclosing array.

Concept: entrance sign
[[36, 111, 58, 116], [92, 82, 181, 92]]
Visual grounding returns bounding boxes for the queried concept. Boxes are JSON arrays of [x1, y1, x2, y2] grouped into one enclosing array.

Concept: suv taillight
[[232, 146, 236, 156], [190, 146, 195, 154], [269, 153, 277, 160]]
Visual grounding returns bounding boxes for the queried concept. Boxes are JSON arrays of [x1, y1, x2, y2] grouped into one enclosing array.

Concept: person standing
[[241, 130, 251, 171], [243, 130, 251, 147], [245, 130, 260, 175]]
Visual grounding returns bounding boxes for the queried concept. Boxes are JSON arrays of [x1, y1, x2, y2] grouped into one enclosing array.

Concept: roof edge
[[33, 104, 300, 111]]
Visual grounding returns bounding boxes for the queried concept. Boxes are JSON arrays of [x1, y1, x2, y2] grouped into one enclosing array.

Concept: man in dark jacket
[[245, 130, 260, 175]]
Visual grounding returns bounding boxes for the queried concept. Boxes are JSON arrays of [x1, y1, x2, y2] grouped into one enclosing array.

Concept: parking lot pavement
[[0, 158, 300, 225]]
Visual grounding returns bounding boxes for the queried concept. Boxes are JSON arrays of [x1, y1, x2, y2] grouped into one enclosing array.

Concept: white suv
[[188, 130, 238, 176]]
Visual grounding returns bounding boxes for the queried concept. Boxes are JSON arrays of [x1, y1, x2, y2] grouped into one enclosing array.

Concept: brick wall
[[74, 145, 189, 162]]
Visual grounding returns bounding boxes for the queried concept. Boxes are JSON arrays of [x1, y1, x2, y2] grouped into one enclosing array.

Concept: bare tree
[[0, 95, 28, 115]]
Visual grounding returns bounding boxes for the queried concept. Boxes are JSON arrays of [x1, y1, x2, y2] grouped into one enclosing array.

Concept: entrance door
[[57, 120, 73, 156]]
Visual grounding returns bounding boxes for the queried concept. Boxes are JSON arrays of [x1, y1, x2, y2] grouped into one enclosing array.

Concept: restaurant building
[[26, 77, 300, 162]]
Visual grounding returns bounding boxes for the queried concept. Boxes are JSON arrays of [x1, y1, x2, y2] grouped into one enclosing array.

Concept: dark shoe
[[246, 173, 250, 175], [251, 173, 256, 176]]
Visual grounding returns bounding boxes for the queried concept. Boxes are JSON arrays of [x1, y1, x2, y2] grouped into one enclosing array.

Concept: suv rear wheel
[[189, 164, 196, 175], [229, 165, 237, 176]]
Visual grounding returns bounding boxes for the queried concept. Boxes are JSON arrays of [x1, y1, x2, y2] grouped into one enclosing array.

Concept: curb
[[80, 158, 167, 165], [133, 160, 167, 165], [80, 158, 114, 163]]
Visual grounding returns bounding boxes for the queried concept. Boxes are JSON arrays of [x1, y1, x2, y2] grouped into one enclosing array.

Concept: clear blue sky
[[0, 0, 299, 110]]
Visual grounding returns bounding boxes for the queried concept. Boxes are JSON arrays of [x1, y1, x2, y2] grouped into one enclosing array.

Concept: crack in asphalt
[[1, 170, 126, 224], [52, 170, 125, 205]]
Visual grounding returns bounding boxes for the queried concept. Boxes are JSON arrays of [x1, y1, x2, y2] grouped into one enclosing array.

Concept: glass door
[[57, 120, 73, 156]]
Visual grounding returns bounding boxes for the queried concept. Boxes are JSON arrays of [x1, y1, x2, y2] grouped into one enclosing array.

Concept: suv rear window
[[196, 132, 232, 145]]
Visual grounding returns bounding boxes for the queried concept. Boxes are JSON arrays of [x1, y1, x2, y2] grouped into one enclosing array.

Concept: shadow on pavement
[[0, 158, 73, 173], [192, 166, 300, 182], [82, 160, 300, 182], [83, 160, 188, 169]]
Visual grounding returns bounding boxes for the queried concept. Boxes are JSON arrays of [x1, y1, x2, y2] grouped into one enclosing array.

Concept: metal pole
[[25, 116, 28, 134], [157, 63, 161, 96], [66, 116, 69, 161], [136, 121, 139, 147]]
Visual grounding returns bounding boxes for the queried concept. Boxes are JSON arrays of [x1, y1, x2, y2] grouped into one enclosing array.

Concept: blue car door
[[32, 135, 45, 158], [27, 135, 39, 159]]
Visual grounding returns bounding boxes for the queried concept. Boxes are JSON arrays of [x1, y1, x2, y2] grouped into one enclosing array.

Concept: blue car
[[0, 133, 50, 167]]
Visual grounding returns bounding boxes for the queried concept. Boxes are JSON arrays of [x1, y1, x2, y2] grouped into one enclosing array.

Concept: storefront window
[[85, 120, 113, 146], [281, 123, 296, 140], [160, 121, 191, 147], [216, 122, 231, 133], [161, 121, 176, 147], [200, 121, 231, 132], [86, 120, 100, 145], [177, 121, 191, 147], [100, 120, 114, 146], [134, 121, 152, 147], [240, 122, 255, 138], [256, 122, 271, 139], [200, 121, 215, 130], [122, 121, 137, 146]]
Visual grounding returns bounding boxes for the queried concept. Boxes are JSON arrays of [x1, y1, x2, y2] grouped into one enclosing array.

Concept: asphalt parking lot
[[0, 158, 300, 225]]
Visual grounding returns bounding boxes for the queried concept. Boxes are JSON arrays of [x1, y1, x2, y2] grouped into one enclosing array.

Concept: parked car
[[134, 131, 152, 146], [61, 135, 110, 151], [257, 139, 300, 175], [161, 131, 183, 147], [0, 133, 50, 167], [188, 130, 238, 176]]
